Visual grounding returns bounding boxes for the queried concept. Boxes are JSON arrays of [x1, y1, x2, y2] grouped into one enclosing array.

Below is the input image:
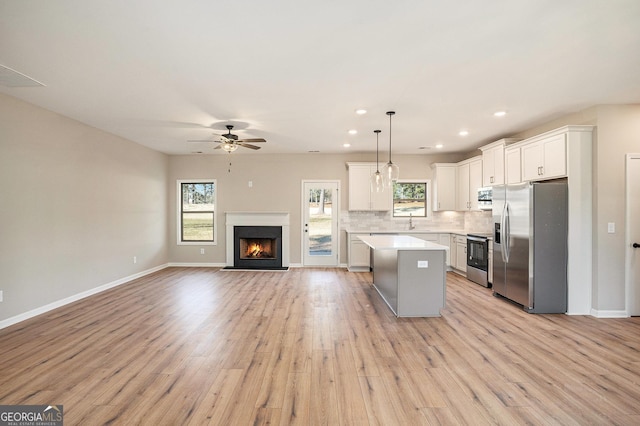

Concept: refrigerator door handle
[[504, 202, 511, 263], [500, 201, 508, 263]]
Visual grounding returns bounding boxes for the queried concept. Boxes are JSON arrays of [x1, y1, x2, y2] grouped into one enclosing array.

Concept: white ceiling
[[1, 0, 640, 155]]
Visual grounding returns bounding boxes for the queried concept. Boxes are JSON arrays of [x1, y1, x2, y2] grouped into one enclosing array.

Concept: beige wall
[[0, 93, 169, 323], [592, 105, 640, 312], [167, 152, 465, 265]]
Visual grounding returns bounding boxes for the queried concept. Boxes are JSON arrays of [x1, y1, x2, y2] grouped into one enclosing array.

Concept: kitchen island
[[358, 235, 448, 317]]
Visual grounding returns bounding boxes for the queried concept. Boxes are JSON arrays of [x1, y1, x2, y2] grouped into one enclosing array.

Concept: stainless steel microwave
[[477, 187, 492, 210]]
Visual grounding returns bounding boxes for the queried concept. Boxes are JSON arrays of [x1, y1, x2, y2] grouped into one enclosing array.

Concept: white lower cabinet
[[454, 235, 467, 274], [348, 233, 371, 271]]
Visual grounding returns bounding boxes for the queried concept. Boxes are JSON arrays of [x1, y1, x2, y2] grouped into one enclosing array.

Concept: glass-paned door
[[303, 181, 339, 266]]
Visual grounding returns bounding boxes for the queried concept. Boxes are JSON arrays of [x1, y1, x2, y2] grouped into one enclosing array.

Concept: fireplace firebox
[[233, 226, 283, 269]]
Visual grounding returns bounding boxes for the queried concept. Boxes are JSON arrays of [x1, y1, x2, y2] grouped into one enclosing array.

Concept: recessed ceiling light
[[459, 130, 469, 137], [348, 129, 357, 135], [355, 109, 367, 115], [343, 143, 351, 148], [435, 144, 444, 149], [494, 111, 507, 117]]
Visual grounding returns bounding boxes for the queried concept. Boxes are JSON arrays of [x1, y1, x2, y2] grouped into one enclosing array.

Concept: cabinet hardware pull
[[633, 243, 640, 248]]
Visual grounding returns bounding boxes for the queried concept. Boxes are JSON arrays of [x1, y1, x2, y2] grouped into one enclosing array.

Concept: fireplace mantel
[[225, 212, 290, 267]]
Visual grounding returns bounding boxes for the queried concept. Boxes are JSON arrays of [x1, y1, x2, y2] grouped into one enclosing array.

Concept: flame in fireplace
[[246, 242, 270, 258]]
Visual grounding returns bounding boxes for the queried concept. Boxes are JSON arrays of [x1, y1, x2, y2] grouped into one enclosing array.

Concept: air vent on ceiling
[[0, 64, 45, 87]]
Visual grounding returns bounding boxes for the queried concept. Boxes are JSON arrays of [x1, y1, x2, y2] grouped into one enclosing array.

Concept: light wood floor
[[1, 268, 640, 425]]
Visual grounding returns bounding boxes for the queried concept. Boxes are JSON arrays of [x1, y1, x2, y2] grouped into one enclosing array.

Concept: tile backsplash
[[341, 210, 493, 234]]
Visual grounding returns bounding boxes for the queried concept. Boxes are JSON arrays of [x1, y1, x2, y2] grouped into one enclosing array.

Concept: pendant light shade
[[370, 130, 385, 192], [384, 111, 400, 184]]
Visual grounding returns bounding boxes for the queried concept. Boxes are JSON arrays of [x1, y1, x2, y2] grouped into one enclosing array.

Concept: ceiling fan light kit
[[370, 129, 385, 193], [222, 142, 239, 152], [384, 111, 400, 185], [187, 124, 266, 153]]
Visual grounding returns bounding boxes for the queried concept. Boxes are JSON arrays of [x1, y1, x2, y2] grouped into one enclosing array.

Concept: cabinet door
[[348, 165, 371, 210], [505, 147, 522, 184], [482, 148, 495, 187], [438, 234, 451, 266], [521, 135, 567, 182], [433, 165, 457, 211], [541, 134, 566, 179], [449, 235, 457, 268], [456, 242, 467, 272], [456, 163, 470, 211], [350, 241, 370, 267], [521, 143, 544, 182], [482, 146, 505, 186], [468, 159, 483, 210]]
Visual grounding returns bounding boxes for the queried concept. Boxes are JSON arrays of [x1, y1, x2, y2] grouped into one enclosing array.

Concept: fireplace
[[225, 212, 290, 269], [233, 226, 283, 269]]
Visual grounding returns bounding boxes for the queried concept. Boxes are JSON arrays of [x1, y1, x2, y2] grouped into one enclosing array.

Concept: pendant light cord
[[374, 129, 381, 171], [387, 111, 395, 163]]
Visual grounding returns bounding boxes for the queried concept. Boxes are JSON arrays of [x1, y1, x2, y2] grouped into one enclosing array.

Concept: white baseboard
[[590, 308, 628, 318], [167, 262, 226, 268], [0, 264, 169, 330]]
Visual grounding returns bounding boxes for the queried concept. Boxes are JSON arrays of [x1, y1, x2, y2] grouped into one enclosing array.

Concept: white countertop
[[358, 235, 449, 251]]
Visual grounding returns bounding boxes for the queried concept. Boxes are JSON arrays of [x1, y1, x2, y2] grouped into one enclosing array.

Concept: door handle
[[633, 243, 640, 248]]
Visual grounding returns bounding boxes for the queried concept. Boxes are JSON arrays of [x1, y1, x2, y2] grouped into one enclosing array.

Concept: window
[[177, 180, 216, 245], [393, 181, 427, 217]]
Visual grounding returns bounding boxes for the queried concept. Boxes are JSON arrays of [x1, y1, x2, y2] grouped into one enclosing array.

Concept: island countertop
[[358, 235, 449, 251]]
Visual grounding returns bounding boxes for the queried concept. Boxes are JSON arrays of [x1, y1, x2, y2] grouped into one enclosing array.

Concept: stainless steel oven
[[467, 234, 489, 287]]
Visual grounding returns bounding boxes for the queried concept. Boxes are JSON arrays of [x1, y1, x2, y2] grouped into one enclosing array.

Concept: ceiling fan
[[188, 125, 266, 152]]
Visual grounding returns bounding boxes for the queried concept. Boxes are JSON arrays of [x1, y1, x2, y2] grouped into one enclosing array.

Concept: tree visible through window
[[179, 181, 216, 243], [393, 182, 427, 217]]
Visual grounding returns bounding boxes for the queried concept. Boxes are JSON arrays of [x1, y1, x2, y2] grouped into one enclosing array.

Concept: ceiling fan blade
[[187, 139, 220, 143], [237, 138, 266, 143], [238, 143, 261, 150]]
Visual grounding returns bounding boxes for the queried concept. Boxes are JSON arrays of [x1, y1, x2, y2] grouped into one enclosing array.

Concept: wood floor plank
[[2, 267, 640, 425]]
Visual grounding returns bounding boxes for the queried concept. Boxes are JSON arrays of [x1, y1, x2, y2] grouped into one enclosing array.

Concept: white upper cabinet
[[480, 138, 520, 186], [432, 163, 457, 211], [505, 145, 522, 184], [347, 162, 392, 211], [521, 134, 566, 181], [456, 156, 482, 211]]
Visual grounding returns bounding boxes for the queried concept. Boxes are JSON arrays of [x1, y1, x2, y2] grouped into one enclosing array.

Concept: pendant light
[[384, 111, 400, 184], [370, 130, 385, 192]]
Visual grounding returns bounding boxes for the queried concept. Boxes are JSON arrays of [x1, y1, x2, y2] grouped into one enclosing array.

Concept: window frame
[[392, 180, 430, 218], [177, 179, 217, 246]]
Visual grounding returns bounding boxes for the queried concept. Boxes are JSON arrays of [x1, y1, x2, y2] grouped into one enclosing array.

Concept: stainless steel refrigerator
[[492, 180, 568, 313]]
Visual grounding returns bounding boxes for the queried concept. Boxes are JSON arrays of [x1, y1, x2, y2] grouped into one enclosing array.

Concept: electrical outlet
[[0, 290, 3, 302], [200, 248, 205, 255], [417, 260, 429, 268], [607, 222, 615, 234], [133, 256, 137, 264]]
